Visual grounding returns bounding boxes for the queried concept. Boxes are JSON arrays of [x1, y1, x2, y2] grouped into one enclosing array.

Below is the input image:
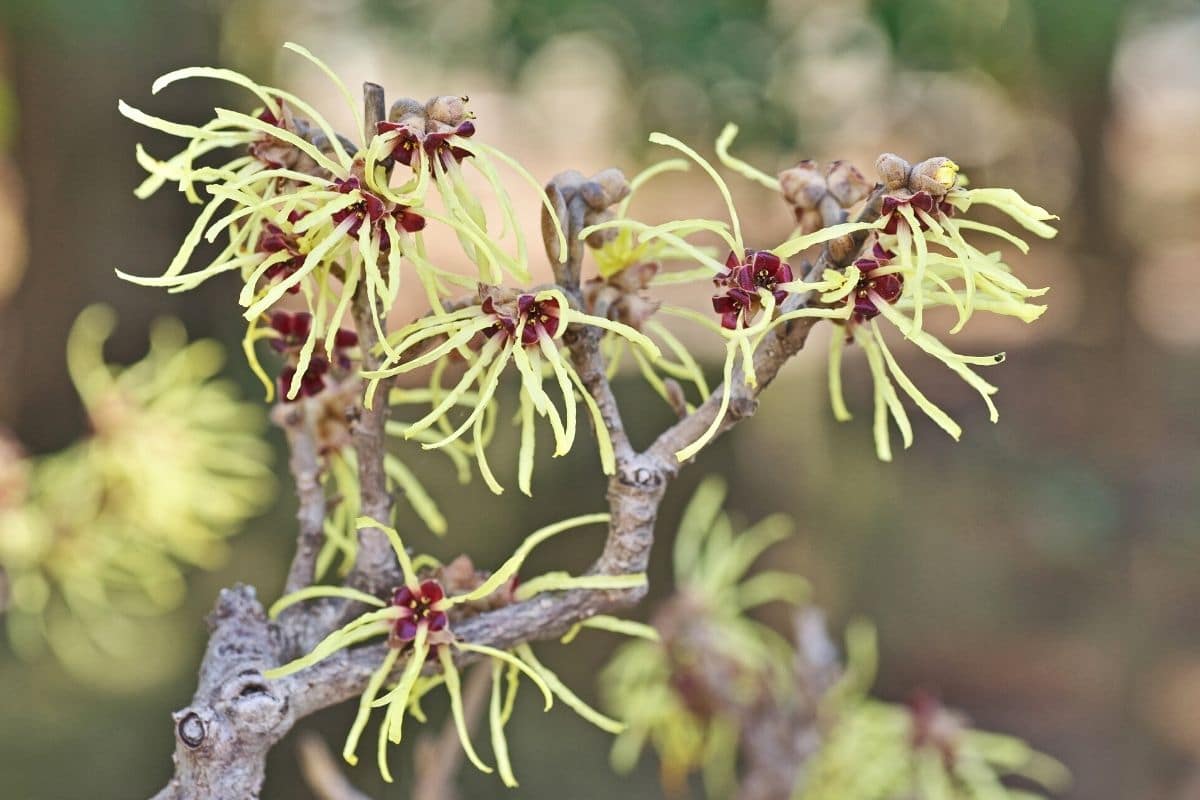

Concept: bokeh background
[[1, 0, 1199, 797]]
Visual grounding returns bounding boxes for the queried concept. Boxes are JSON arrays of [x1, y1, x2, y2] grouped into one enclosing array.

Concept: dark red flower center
[[256, 211, 307, 293], [247, 101, 294, 168], [377, 120, 476, 173], [848, 242, 903, 323], [330, 177, 426, 246], [482, 294, 562, 346], [391, 579, 449, 643], [907, 689, 960, 767], [880, 191, 955, 235], [711, 249, 794, 329], [269, 311, 358, 401]]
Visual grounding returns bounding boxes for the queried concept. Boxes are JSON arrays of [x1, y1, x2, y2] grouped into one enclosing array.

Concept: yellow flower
[[116, 44, 567, 402], [0, 306, 272, 680], [368, 287, 660, 495], [265, 513, 642, 785], [799, 623, 1070, 800], [716, 129, 1058, 461], [601, 477, 806, 796]]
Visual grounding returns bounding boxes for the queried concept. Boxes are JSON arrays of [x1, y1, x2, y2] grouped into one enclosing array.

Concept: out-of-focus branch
[[346, 82, 399, 594], [274, 402, 327, 594], [411, 663, 492, 800], [737, 609, 843, 800], [298, 732, 374, 800]]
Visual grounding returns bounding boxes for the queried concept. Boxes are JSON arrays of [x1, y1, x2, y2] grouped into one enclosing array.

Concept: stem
[[410, 664, 492, 800], [346, 82, 399, 593], [276, 402, 327, 594]]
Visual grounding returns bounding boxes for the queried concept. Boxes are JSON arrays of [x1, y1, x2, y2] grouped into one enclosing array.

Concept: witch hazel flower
[[365, 94, 568, 287], [366, 287, 660, 495], [116, 44, 458, 400], [711, 249, 794, 329], [377, 95, 476, 173], [265, 311, 358, 402], [813, 154, 1059, 460], [265, 512, 639, 786], [848, 243, 903, 324], [800, 626, 1069, 800], [714, 126, 1058, 461], [601, 477, 806, 795], [330, 176, 427, 241], [254, 212, 307, 294], [0, 306, 273, 675], [582, 130, 863, 462], [873, 152, 1057, 334]]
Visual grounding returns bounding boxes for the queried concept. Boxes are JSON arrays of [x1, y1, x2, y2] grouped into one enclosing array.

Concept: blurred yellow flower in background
[[0, 306, 273, 685]]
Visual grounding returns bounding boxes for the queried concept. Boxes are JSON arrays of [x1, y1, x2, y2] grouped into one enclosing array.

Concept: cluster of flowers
[[585, 124, 1057, 461], [0, 306, 272, 683], [598, 479, 1067, 798], [799, 623, 1069, 800], [600, 477, 808, 795], [265, 513, 650, 786], [121, 44, 1057, 500]]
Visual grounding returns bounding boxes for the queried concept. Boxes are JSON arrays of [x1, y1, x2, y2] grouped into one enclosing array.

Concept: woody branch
[[149, 81, 868, 800]]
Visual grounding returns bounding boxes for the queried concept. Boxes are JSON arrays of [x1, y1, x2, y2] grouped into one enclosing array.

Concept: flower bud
[[778, 160, 826, 209], [388, 97, 425, 123], [580, 167, 630, 210], [425, 95, 470, 127], [875, 153, 910, 191], [825, 160, 872, 207], [909, 157, 959, 196], [793, 206, 824, 236], [584, 209, 618, 248]]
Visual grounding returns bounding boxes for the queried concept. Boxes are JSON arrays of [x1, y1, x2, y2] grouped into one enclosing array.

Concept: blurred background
[[1, 0, 1198, 797]]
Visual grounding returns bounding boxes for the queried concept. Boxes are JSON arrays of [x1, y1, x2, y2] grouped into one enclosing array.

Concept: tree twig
[[298, 732, 374, 800], [345, 82, 399, 594], [411, 663, 492, 800], [546, 172, 635, 464], [274, 401, 327, 594]]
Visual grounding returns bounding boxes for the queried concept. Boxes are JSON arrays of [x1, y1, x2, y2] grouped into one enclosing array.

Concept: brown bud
[[909, 157, 959, 196], [778, 160, 826, 209], [611, 259, 659, 293], [793, 206, 824, 236], [579, 181, 609, 212], [388, 97, 425, 123], [817, 193, 845, 227], [583, 167, 630, 209], [616, 293, 662, 331], [875, 153, 911, 191], [425, 95, 470, 126], [581, 277, 612, 317], [825, 160, 872, 207], [583, 209, 617, 248], [828, 233, 859, 264], [541, 178, 573, 264]]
